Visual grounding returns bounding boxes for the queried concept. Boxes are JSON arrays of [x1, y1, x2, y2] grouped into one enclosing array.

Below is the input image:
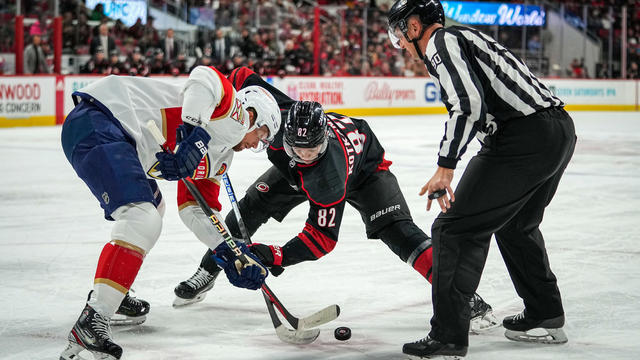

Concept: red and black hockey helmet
[[284, 101, 329, 163]]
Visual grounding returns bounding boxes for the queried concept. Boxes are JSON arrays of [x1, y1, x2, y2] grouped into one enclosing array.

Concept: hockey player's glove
[[213, 241, 268, 290], [248, 243, 285, 277], [155, 124, 211, 181]]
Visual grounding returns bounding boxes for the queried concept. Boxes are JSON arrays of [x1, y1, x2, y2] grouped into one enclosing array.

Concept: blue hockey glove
[[213, 241, 268, 290], [155, 124, 211, 181]]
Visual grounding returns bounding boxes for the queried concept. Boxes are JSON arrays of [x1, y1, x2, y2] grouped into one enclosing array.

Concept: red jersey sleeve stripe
[[297, 232, 324, 259], [229, 66, 256, 90], [303, 222, 337, 253], [207, 66, 236, 121]]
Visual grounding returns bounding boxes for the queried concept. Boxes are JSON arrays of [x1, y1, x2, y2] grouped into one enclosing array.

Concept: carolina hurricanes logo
[[256, 182, 270, 192], [215, 163, 228, 176]]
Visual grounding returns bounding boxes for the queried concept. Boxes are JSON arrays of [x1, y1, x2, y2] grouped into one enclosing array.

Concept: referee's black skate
[[469, 293, 500, 333], [403, 335, 467, 359], [60, 302, 122, 360], [503, 310, 568, 344], [112, 291, 150, 326], [173, 266, 220, 307]]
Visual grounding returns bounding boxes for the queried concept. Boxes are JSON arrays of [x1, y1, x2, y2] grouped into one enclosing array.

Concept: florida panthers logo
[[215, 162, 228, 176]]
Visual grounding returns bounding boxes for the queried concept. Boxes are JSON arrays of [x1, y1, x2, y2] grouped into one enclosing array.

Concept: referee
[[388, 0, 576, 358]]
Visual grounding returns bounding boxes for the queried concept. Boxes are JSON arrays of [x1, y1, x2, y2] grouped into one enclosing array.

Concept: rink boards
[[0, 74, 638, 127]]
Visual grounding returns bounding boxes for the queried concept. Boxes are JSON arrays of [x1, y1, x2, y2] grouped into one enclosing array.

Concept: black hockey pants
[[428, 107, 576, 346]]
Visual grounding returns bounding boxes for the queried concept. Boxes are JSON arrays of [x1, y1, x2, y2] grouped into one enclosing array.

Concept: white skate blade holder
[[505, 327, 568, 344], [60, 342, 118, 360], [470, 310, 501, 333], [408, 355, 464, 360], [172, 292, 208, 308], [110, 313, 147, 326]]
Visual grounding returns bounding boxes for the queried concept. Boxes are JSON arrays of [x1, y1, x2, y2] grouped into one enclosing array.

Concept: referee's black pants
[[428, 107, 576, 346]]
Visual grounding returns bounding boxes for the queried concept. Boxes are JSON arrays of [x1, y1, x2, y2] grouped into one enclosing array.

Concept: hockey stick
[[222, 173, 340, 330], [145, 121, 319, 344]]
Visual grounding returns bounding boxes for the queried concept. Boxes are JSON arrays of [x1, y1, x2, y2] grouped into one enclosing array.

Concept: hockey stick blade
[[222, 173, 341, 331], [298, 304, 341, 330], [145, 121, 316, 344], [263, 292, 320, 345]]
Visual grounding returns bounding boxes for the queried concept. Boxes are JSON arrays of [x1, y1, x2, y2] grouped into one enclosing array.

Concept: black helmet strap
[[400, 18, 428, 61]]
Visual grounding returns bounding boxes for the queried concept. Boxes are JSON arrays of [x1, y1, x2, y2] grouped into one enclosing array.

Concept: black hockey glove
[[248, 243, 285, 277]]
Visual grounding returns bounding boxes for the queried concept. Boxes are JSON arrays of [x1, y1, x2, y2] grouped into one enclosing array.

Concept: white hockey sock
[[88, 283, 126, 318]]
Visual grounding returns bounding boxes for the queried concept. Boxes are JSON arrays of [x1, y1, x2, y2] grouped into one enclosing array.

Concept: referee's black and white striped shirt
[[424, 26, 564, 169]]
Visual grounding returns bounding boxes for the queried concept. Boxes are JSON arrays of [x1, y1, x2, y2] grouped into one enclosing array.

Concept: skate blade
[[407, 355, 464, 360], [172, 293, 207, 307], [60, 341, 120, 360], [504, 328, 568, 344], [470, 310, 501, 334], [60, 342, 89, 360], [110, 314, 146, 326]]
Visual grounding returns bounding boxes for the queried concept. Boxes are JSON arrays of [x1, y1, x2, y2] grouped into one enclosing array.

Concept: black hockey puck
[[428, 189, 447, 200], [334, 326, 351, 341]]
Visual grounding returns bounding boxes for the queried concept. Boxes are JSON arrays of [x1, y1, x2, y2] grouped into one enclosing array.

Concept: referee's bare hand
[[419, 167, 455, 213]]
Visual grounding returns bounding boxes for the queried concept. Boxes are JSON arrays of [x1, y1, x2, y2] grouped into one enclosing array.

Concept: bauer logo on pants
[[370, 204, 401, 221]]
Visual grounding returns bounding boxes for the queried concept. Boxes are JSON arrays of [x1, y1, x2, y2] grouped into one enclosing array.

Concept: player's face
[[292, 144, 324, 164], [232, 109, 270, 152], [233, 125, 269, 152], [389, 21, 421, 61]]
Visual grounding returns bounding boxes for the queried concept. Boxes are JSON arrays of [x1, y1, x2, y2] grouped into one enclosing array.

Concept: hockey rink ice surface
[[0, 111, 639, 360]]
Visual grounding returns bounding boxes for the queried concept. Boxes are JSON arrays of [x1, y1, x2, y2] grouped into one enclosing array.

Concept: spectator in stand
[[62, 11, 76, 51], [596, 62, 610, 78], [169, 52, 189, 75], [148, 48, 169, 74], [125, 46, 149, 76], [89, 3, 106, 21], [628, 61, 639, 79], [112, 19, 129, 42], [81, 46, 108, 74], [106, 49, 126, 75], [91, 23, 116, 56], [24, 22, 50, 74], [76, 13, 92, 52], [143, 15, 160, 50], [238, 28, 257, 58], [527, 34, 542, 53], [188, 54, 212, 72], [212, 29, 232, 66], [129, 18, 144, 40], [162, 28, 180, 62], [569, 58, 585, 78]]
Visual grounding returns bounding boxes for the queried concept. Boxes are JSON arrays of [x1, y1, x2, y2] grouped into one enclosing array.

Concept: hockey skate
[[469, 293, 500, 333], [60, 303, 122, 360], [111, 291, 150, 326], [503, 311, 568, 344], [403, 335, 467, 359], [173, 266, 220, 307]]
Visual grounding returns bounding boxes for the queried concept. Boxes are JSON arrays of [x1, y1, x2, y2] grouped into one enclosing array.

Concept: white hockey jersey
[[73, 66, 249, 182]]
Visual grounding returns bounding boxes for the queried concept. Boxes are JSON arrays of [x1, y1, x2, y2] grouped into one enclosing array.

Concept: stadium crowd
[[0, 0, 639, 78]]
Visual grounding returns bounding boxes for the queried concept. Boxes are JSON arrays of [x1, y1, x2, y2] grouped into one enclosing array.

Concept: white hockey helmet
[[237, 85, 281, 152]]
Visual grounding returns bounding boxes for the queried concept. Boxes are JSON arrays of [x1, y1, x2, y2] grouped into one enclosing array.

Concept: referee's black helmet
[[387, 0, 445, 36]]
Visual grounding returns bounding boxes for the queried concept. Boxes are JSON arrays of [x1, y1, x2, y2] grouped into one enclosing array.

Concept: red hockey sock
[[94, 241, 145, 293], [413, 247, 434, 283]]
